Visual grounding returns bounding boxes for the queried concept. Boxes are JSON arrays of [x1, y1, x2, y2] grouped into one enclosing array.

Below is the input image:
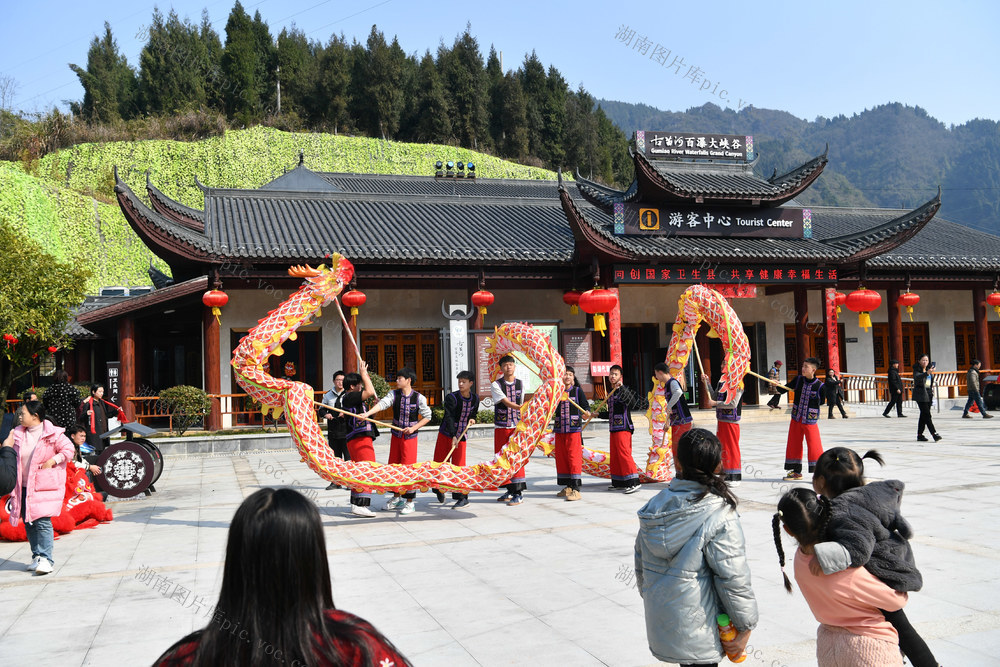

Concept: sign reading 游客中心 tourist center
[[613, 203, 811, 239], [636, 131, 754, 161]]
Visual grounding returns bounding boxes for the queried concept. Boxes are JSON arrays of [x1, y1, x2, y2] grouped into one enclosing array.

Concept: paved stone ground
[[1, 408, 997, 666]]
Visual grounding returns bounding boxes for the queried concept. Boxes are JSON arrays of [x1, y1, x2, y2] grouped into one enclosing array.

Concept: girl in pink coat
[[2, 400, 75, 575]]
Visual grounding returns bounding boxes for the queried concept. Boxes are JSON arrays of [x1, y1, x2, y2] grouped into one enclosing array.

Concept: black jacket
[[43, 381, 83, 430], [0, 446, 16, 496], [823, 376, 844, 402], [911, 364, 935, 403], [887, 367, 903, 393]]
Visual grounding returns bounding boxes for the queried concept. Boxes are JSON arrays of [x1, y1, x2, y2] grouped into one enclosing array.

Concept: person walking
[[883, 360, 906, 418], [766, 361, 783, 410], [824, 369, 848, 419], [912, 355, 941, 442], [962, 359, 994, 419]]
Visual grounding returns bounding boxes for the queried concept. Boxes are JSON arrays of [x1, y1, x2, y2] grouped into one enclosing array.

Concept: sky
[[2, 0, 998, 127]]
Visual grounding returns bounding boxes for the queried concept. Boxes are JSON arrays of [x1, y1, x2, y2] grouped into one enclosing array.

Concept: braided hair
[[773, 488, 833, 593], [675, 428, 737, 509], [813, 447, 885, 498]]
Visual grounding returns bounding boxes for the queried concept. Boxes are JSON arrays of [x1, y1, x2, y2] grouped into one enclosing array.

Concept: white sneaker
[[624, 485, 641, 494], [383, 496, 404, 511], [26, 556, 40, 571], [350, 504, 376, 518], [399, 501, 415, 515], [34, 559, 53, 575]]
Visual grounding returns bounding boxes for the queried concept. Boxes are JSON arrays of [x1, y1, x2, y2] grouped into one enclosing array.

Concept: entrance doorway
[[361, 330, 442, 405], [871, 323, 930, 373], [621, 324, 658, 403], [784, 323, 848, 379], [954, 322, 1000, 371]]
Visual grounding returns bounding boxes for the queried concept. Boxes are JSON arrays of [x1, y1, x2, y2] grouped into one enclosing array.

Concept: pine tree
[[220, 1, 273, 122], [354, 26, 406, 139], [410, 51, 452, 143], [314, 33, 353, 132], [200, 10, 225, 112], [440, 26, 488, 149], [68, 23, 138, 122], [485, 46, 504, 148], [540, 65, 567, 166], [519, 51, 546, 157], [275, 26, 319, 118], [498, 73, 529, 159], [139, 9, 211, 114]]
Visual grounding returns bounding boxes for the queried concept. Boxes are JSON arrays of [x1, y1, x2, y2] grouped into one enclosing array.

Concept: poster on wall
[[560, 330, 595, 396]]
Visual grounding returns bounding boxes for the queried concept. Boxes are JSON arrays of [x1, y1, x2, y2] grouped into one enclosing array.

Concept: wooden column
[[823, 288, 841, 373], [794, 287, 809, 367], [203, 307, 222, 431], [118, 317, 136, 421], [888, 286, 903, 365], [342, 316, 358, 374], [696, 324, 711, 409], [973, 286, 989, 365]]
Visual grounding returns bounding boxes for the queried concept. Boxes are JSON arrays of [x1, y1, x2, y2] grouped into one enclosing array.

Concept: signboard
[[845, 337, 859, 344], [106, 362, 121, 405], [613, 202, 810, 239], [614, 265, 838, 285], [636, 131, 754, 162], [591, 361, 613, 377], [447, 308, 469, 394], [708, 284, 757, 299], [560, 331, 595, 395], [474, 332, 494, 402]]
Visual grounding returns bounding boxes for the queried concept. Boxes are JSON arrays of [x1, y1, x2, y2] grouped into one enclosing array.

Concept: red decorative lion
[[1, 467, 113, 541]]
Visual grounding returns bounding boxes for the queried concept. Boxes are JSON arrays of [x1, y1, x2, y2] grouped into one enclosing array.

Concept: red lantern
[[47, 346, 58, 354], [845, 288, 882, 332], [472, 290, 495, 316], [897, 292, 920, 322], [562, 290, 582, 315], [341, 289, 367, 317], [202, 289, 229, 325], [987, 291, 1000, 319], [834, 291, 847, 315], [578, 287, 619, 337]]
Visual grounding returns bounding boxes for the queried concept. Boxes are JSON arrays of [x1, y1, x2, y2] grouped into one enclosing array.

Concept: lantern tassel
[[593, 313, 608, 337], [859, 312, 872, 332], [350, 306, 359, 317], [995, 305, 1000, 319], [478, 305, 488, 316], [211, 306, 221, 326], [906, 306, 914, 322], [570, 305, 579, 315], [836, 305, 841, 315]]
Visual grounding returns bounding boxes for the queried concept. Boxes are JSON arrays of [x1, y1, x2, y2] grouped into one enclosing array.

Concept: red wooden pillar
[[608, 287, 622, 367], [794, 287, 809, 367], [203, 307, 222, 431], [342, 316, 358, 374], [824, 288, 841, 373], [974, 286, 989, 366], [888, 286, 903, 365], [696, 323, 711, 409], [118, 317, 136, 421]]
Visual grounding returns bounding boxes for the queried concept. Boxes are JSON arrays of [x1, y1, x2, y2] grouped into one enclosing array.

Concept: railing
[[839, 371, 977, 409], [126, 392, 329, 431]]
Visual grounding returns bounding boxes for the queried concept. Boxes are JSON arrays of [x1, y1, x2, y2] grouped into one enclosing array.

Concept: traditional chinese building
[[72, 132, 1000, 427]]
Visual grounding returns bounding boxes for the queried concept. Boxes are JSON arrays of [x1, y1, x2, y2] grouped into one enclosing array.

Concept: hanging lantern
[[579, 287, 619, 337], [472, 289, 495, 316], [897, 292, 920, 322], [987, 291, 1000, 318], [845, 287, 882, 332], [341, 289, 367, 318], [202, 289, 229, 325], [834, 291, 847, 315], [562, 290, 582, 315]]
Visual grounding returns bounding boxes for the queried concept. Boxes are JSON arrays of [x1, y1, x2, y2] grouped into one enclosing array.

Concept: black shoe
[[883, 413, 891, 418], [326, 482, 341, 490], [933, 433, 943, 442], [842, 414, 849, 419], [917, 435, 929, 442], [963, 413, 972, 419], [898, 414, 907, 417], [434, 490, 446, 504], [452, 497, 469, 509]]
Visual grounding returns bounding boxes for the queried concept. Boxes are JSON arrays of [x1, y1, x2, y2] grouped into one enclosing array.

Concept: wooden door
[[954, 322, 1000, 370], [361, 330, 442, 405], [872, 322, 931, 373], [783, 323, 847, 379]]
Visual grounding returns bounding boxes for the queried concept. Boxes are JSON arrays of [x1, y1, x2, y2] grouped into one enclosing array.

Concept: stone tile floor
[[1, 408, 996, 665]]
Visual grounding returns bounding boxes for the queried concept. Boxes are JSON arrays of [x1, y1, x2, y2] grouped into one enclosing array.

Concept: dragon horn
[[288, 265, 321, 278]]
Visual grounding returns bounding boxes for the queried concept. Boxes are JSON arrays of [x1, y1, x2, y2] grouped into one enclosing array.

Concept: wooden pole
[[441, 419, 476, 463], [746, 368, 793, 392], [581, 385, 619, 434], [312, 399, 404, 432]]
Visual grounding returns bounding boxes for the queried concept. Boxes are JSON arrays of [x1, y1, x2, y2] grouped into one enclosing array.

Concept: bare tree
[[0, 73, 18, 138]]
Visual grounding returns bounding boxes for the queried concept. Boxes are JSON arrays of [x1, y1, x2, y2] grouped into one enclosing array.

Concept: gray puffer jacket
[[634, 479, 758, 665]]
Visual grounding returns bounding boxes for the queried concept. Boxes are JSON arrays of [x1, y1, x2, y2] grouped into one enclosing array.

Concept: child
[[363, 366, 432, 515], [774, 487, 907, 666], [606, 364, 640, 493], [780, 357, 826, 480], [700, 372, 743, 485], [491, 354, 526, 505], [653, 362, 691, 455], [66, 424, 103, 488], [635, 428, 757, 666], [337, 362, 378, 518], [433, 370, 479, 508], [554, 366, 590, 501], [810, 447, 939, 667]]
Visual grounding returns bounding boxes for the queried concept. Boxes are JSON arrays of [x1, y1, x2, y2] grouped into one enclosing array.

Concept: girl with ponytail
[[634, 428, 757, 666]]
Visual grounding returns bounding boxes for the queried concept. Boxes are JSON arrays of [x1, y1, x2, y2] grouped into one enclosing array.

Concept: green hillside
[[0, 127, 562, 290]]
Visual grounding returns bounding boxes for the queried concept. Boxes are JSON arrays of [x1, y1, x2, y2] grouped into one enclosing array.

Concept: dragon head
[[287, 254, 355, 301]]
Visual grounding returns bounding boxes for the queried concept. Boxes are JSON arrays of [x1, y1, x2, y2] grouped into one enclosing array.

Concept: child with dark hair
[[606, 364, 640, 493], [154, 488, 410, 666], [337, 362, 378, 517], [780, 357, 826, 481], [491, 354, 526, 505], [433, 370, 479, 508], [700, 372, 743, 484], [809, 447, 939, 666], [653, 362, 691, 455], [363, 366, 432, 515], [635, 428, 757, 666], [774, 487, 906, 666], [554, 366, 590, 501]]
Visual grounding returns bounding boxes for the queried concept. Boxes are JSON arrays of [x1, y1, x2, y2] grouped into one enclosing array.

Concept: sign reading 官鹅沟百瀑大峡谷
[[614, 203, 810, 239], [636, 131, 754, 161]]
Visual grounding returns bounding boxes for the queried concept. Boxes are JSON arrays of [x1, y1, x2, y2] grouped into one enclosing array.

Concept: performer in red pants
[[778, 357, 826, 480], [606, 364, 639, 493], [654, 362, 691, 456], [337, 362, 378, 517], [701, 373, 744, 484], [433, 370, 479, 508], [554, 366, 590, 501], [491, 355, 525, 506]]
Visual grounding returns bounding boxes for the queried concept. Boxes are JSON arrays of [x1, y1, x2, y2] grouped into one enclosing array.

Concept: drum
[[95, 439, 163, 498]]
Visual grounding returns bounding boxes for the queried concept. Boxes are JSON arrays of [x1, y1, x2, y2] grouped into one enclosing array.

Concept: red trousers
[[433, 432, 466, 466], [785, 420, 823, 473], [609, 430, 639, 487], [494, 427, 525, 483], [670, 421, 693, 457], [346, 436, 375, 505], [388, 434, 418, 465], [717, 420, 741, 477], [555, 432, 582, 488]]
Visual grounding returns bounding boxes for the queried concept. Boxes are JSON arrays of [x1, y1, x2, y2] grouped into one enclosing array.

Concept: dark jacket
[[967, 367, 982, 394], [79, 396, 125, 455], [887, 366, 903, 393], [0, 445, 16, 496], [911, 364, 935, 403], [823, 375, 844, 402], [43, 381, 83, 430], [815, 480, 922, 593]]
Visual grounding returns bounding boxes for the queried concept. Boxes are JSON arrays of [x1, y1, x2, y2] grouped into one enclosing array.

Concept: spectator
[[318, 370, 349, 491], [43, 369, 82, 430], [0, 437, 15, 496], [963, 359, 994, 419], [824, 369, 849, 419], [883, 360, 906, 418], [912, 355, 941, 442], [1, 390, 40, 442], [79, 384, 126, 456], [154, 488, 410, 666], [766, 361, 783, 410]]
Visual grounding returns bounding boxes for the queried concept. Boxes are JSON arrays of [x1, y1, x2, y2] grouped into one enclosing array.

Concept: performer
[[606, 365, 640, 493], [78, 384, 127, 456], [336, 362, 378, 518], [318, 370, 349, 490], [554, 366, 591, 501], [701, 372, 744, 484], [766, 360, 783, 410], [364, 367, 432, 515], [779, 357, 826, 481], [882, 359, 906, 418], [492, 355, 526, 506], [433, 370, 479, 508], [653, 362, 691, 456]]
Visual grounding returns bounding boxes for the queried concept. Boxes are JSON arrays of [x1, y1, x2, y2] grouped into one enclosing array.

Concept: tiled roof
[[872, 217, 1000, 271], [318, 172, 561, 199]]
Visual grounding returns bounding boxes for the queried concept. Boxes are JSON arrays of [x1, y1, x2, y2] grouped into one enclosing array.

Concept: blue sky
[[2, 0, 997, 127]]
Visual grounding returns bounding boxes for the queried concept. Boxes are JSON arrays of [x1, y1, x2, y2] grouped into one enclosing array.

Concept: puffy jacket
[[634, 479, 758, 664], [911, 364, 935, 403], [8, 420, 75, 525]]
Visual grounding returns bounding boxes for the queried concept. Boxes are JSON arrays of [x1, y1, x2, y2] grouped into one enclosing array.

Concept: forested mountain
[[598, 100, 1000, 235]]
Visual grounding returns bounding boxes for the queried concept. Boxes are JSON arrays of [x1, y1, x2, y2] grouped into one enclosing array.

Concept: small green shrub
[[160, 385, 211, 435], [474, 409, 494, 424]]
